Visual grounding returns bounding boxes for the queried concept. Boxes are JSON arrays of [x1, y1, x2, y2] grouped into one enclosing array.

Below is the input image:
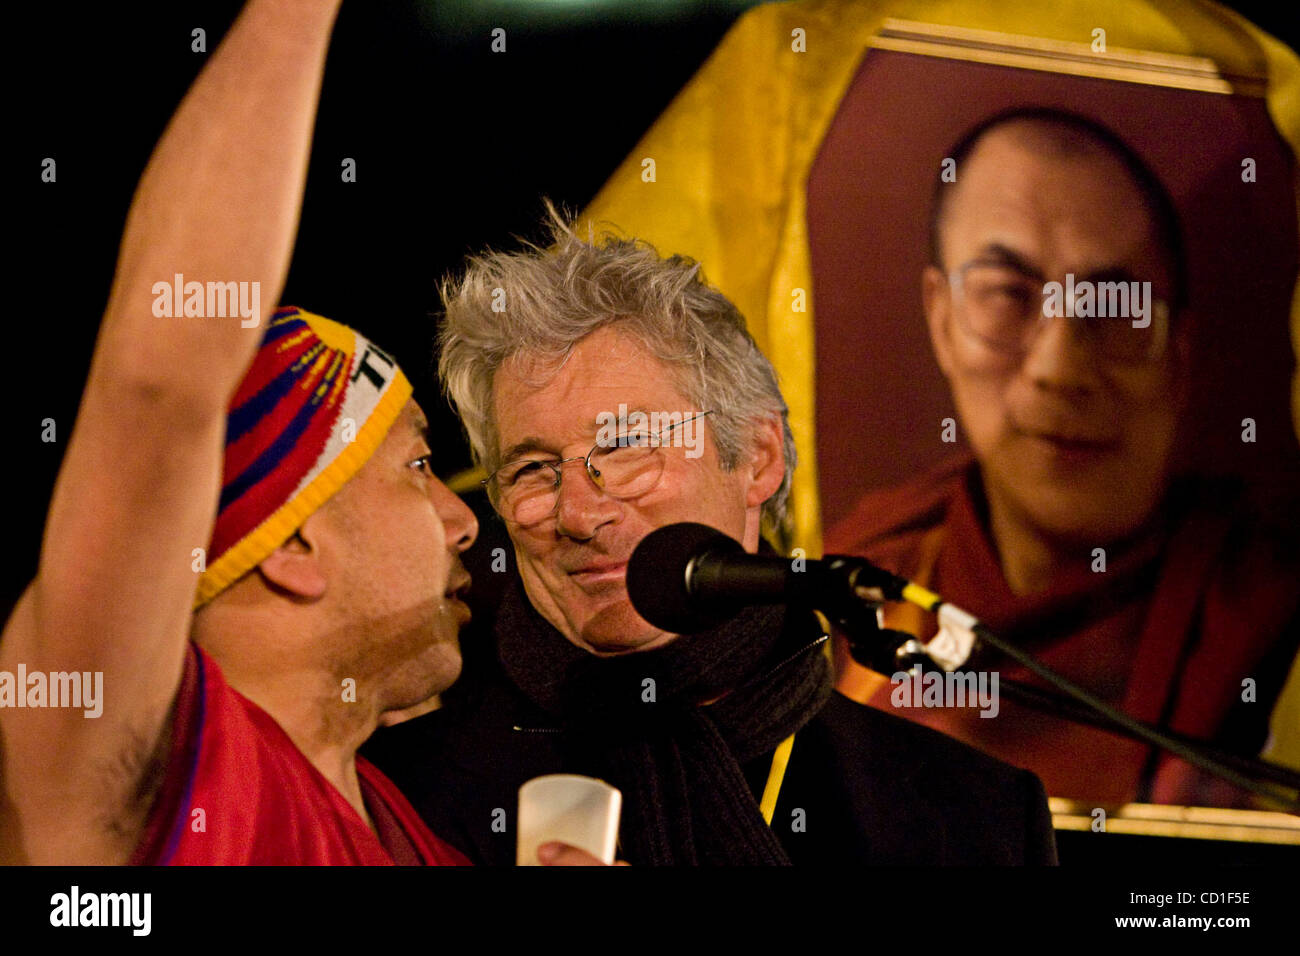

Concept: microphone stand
[[814, 556, 1300, 810]]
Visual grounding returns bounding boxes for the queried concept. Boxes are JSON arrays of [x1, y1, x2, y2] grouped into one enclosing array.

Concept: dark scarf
[[496, 574, 832, 865]]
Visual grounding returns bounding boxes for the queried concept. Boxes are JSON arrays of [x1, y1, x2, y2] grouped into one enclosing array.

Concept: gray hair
[[437, 208, 796, 527]]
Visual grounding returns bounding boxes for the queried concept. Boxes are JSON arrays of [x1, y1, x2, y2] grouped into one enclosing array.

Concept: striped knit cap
[[194, 306, 413, 608]]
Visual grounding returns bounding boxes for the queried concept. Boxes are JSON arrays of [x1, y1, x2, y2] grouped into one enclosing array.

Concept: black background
[[8, 0, 1299, 609]]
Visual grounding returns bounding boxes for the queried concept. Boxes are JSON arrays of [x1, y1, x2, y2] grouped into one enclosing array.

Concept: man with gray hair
[[364, 214, 1058, 865]]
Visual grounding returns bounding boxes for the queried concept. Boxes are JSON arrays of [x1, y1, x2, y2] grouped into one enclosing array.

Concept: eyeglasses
[[482, 411, 715, 526], [944, 259, 1171, 364]]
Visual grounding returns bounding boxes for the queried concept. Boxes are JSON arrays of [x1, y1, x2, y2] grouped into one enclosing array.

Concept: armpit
[[93, 708, 176, 853], [104, 644, 202, 863]]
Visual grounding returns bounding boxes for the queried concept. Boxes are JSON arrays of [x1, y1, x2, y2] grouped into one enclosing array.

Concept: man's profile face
[[924, 128, 1185, 550], [317, 400, 477, 709], [491, 325, 771, 655]]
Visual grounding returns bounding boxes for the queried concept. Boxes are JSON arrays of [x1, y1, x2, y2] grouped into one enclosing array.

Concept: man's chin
[[408, 641, 463, 698], [1018, 489, 1156, 548], [377, 694, 443, 727], [575, 603, 676, 656], [580, 630, 677, 656]]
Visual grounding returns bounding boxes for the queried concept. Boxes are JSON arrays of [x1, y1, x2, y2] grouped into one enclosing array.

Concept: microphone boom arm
[[820, 552, 1300, 808]]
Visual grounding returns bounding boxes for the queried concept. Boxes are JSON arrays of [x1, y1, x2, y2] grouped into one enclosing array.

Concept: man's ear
[[922, 264, 956, 380], [744, 415, 786, 510], [257, 523, 327, 601]]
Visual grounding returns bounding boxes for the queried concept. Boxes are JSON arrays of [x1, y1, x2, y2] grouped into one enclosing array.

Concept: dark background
[[9, 0, 1299, 613]]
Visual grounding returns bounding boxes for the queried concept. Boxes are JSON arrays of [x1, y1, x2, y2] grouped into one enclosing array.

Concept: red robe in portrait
[[825, 455, 1300, 808]]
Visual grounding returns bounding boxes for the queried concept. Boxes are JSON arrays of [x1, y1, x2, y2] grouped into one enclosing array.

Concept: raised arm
[[0, 0, 343, 864]]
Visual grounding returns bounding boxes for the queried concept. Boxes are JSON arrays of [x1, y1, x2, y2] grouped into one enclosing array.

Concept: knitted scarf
[[496, 574, 832, 865]]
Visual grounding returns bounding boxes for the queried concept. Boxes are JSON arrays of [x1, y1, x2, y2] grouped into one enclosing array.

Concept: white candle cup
[[516, 774, 622, 866]]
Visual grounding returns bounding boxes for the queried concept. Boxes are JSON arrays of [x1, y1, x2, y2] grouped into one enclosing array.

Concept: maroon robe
[[131, 643, 471, 865], [824, 455, 1300, 807]]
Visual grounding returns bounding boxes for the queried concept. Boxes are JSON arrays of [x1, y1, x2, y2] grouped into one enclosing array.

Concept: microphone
[[625, 524, 1300, 805], [625, 522, 908, 634]]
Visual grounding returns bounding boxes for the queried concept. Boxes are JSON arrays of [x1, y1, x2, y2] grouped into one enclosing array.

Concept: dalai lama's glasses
[[944, 259, 1171, 364], [482, 411, 715, 526]]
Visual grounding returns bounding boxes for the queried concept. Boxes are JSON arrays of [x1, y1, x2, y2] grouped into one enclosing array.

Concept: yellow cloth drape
[[579, 0, 1300, 558], [579, 0, 1300, 771]]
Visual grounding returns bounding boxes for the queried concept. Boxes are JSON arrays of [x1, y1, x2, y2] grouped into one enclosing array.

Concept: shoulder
[[809, 691, 1039, 788], [1170, 477, 1300, 661], [822, 455, 972, 559], [135, 645, 351, 865], [130, 644, 264, 864], [784, 692, 1056, 864], [1204, 484, 1300, 602]]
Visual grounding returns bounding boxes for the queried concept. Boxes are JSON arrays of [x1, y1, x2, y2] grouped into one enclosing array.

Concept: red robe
[[130, 643, 470, 865], [824, 455, 1300, 808]]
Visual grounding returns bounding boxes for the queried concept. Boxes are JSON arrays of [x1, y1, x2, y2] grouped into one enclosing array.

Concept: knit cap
[[194, 306, 412, 607]]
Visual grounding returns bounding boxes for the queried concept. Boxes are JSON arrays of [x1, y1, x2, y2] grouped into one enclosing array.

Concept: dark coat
[[364, 636, 1059, 866]]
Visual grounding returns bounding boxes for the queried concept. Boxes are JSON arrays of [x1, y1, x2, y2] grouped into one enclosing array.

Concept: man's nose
[[554, 459, 619, 540], [1021, 310, 1100, 392], [433, 478, 479, 553]]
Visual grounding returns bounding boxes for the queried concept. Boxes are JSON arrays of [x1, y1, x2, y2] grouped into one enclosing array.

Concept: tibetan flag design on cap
[[194, 306, 413, 608]]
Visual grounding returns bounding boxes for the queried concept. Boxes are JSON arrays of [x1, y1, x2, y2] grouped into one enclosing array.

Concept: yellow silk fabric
[[579, 0, 1300, 557]]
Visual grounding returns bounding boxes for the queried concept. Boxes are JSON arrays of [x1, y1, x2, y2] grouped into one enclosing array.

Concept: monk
[[827, 108, 1300, 808]]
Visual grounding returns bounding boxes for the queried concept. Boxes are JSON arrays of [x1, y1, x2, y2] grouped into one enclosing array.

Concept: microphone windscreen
[[626, 522, 743, 634]]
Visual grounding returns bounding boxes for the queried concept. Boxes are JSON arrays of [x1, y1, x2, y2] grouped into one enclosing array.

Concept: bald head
[[929, 109, 1185, 311], [919, 109, 1193, 567]]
